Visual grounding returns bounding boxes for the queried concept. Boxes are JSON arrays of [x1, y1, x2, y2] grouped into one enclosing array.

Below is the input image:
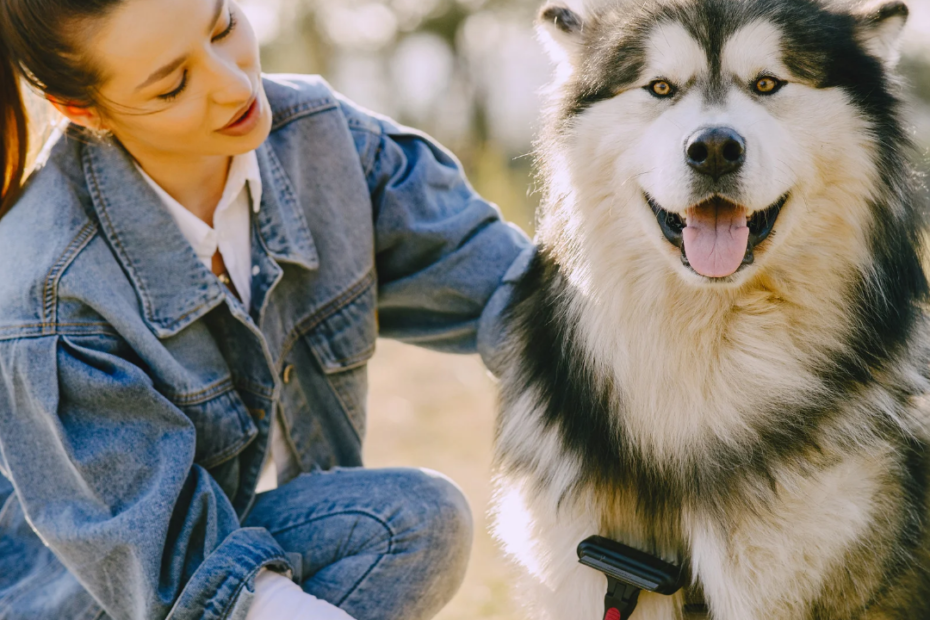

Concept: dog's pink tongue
[[682, 200, 749, 278]]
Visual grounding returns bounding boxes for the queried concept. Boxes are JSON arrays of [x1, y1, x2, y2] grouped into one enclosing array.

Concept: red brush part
[[604, 608, 622, 620]]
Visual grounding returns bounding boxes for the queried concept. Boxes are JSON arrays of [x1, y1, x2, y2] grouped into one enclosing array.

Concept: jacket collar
[[82, 133, 318, 338], [252, 143, 319, 272]]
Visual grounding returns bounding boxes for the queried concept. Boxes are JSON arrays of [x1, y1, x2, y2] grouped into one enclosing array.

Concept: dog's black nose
[[685, 127, 746, 180]]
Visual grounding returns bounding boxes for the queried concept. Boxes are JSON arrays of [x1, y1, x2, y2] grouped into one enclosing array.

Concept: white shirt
[[136, 155, 345, 620], [135, 152, 261, 310]]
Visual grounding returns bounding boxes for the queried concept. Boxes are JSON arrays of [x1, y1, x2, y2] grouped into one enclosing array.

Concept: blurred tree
[[248, 0, 546, 232]]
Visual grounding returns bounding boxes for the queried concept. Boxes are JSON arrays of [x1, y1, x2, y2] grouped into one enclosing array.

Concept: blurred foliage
[[254, 0, 545, 233]]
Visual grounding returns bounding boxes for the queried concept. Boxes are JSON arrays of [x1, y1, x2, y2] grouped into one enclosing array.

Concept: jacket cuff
[[477, 244, 536, 377], [167, 527, 293, 620]]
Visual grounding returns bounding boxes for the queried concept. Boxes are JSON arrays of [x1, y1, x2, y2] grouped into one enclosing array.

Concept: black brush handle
[[578, 535, 687, 619], [604, 576, 641, 619], [577, 536, 686, 594]]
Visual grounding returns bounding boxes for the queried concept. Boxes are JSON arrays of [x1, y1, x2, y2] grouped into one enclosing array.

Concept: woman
[[0, 0, 532, 619]]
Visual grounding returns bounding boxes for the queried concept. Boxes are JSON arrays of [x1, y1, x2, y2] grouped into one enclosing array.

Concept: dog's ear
[[855, 1, 909, 68], [537, 4, 585, 65]]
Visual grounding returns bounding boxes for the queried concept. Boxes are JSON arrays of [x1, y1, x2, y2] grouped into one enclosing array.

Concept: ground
[[364, 339, 522, 620]]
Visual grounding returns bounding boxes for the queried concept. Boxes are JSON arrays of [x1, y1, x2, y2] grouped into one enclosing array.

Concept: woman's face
[[84, 0, 271, 159]]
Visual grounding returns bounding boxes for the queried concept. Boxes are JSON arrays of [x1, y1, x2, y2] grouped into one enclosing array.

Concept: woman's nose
[[206, 53, 254, 106]]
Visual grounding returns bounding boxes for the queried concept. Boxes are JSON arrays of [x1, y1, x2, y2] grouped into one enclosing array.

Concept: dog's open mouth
[[646, 194, 788, 279]]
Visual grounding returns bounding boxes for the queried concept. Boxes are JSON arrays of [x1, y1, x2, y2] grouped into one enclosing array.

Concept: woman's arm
[[341, 97, 534, 372], [0, 334, 292, 620]]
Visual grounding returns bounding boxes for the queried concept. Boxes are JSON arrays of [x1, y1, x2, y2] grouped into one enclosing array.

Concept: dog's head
[[537, 0, 913, 286]]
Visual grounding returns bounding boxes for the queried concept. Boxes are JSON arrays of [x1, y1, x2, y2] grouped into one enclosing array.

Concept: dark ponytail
[[0, 0, 122, 219], [0, 42, 27, 218]]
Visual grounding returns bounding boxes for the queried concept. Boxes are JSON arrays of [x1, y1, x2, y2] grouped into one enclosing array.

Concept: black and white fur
[[492, 0, 930, 618]]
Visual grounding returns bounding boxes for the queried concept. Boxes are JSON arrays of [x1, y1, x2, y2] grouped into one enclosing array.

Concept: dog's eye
[[648, 80, 676, 98], [753, 76, 784, 95]]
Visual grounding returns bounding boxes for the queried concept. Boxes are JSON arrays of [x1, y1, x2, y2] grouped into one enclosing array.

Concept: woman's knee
[[387, 468, 472, 546], [417, 468, 473, 557], [383, 468, 474, 603], [313, 468, 473, 620]]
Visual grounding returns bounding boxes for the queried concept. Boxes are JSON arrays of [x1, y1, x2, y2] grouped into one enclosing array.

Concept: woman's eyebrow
[[136, 57, 186, 92], [134, 0, 225, 92]]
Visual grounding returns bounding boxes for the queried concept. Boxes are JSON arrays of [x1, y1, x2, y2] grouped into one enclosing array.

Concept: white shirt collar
[[223, 150, 263, 216], [134, 151, 262, 309]]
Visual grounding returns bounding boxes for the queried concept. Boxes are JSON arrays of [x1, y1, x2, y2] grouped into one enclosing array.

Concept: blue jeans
[[242, 468, 473, 620]]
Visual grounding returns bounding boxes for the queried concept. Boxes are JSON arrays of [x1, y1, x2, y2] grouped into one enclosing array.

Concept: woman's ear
[[47, 97, 107, 131], [537, 3, 586, 67], [855, 1, 909, 69]]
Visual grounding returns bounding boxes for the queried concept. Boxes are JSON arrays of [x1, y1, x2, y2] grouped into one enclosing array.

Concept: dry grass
[[363, 339, 523, 620]]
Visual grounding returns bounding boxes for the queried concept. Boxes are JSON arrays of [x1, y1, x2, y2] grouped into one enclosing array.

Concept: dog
[[491, 0, 930, 618]]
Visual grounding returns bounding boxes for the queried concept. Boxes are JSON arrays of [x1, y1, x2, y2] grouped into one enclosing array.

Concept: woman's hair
[[0, 0, 121, 217]]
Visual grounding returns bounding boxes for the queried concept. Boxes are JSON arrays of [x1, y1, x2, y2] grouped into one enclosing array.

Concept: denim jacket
[[0, 74, 532, 620]]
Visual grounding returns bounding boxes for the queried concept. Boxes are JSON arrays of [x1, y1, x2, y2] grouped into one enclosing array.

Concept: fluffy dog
[[491, 0, 930, 618]]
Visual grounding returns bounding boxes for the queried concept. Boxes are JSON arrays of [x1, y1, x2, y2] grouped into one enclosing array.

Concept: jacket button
[[283, 364, 295, 385], [250, 409, 266, 421]]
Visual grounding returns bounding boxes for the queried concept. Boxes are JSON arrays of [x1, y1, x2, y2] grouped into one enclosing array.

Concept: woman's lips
[[217, 96, 261, 137]]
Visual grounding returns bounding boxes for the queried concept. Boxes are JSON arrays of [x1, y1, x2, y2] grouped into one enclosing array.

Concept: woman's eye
[[648, 80, 676, 98], [158, 71, 188, 101], [213, 10, 237, 42], [753, 76, 784, 95]]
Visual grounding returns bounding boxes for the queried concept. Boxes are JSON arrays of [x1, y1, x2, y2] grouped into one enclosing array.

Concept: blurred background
[[240, 1, 930, 618]]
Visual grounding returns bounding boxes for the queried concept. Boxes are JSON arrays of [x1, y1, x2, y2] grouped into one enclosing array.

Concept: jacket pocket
[[303, 279, 377, 439], [171, 384, 258, 470], [280, 278, 377, 472]]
